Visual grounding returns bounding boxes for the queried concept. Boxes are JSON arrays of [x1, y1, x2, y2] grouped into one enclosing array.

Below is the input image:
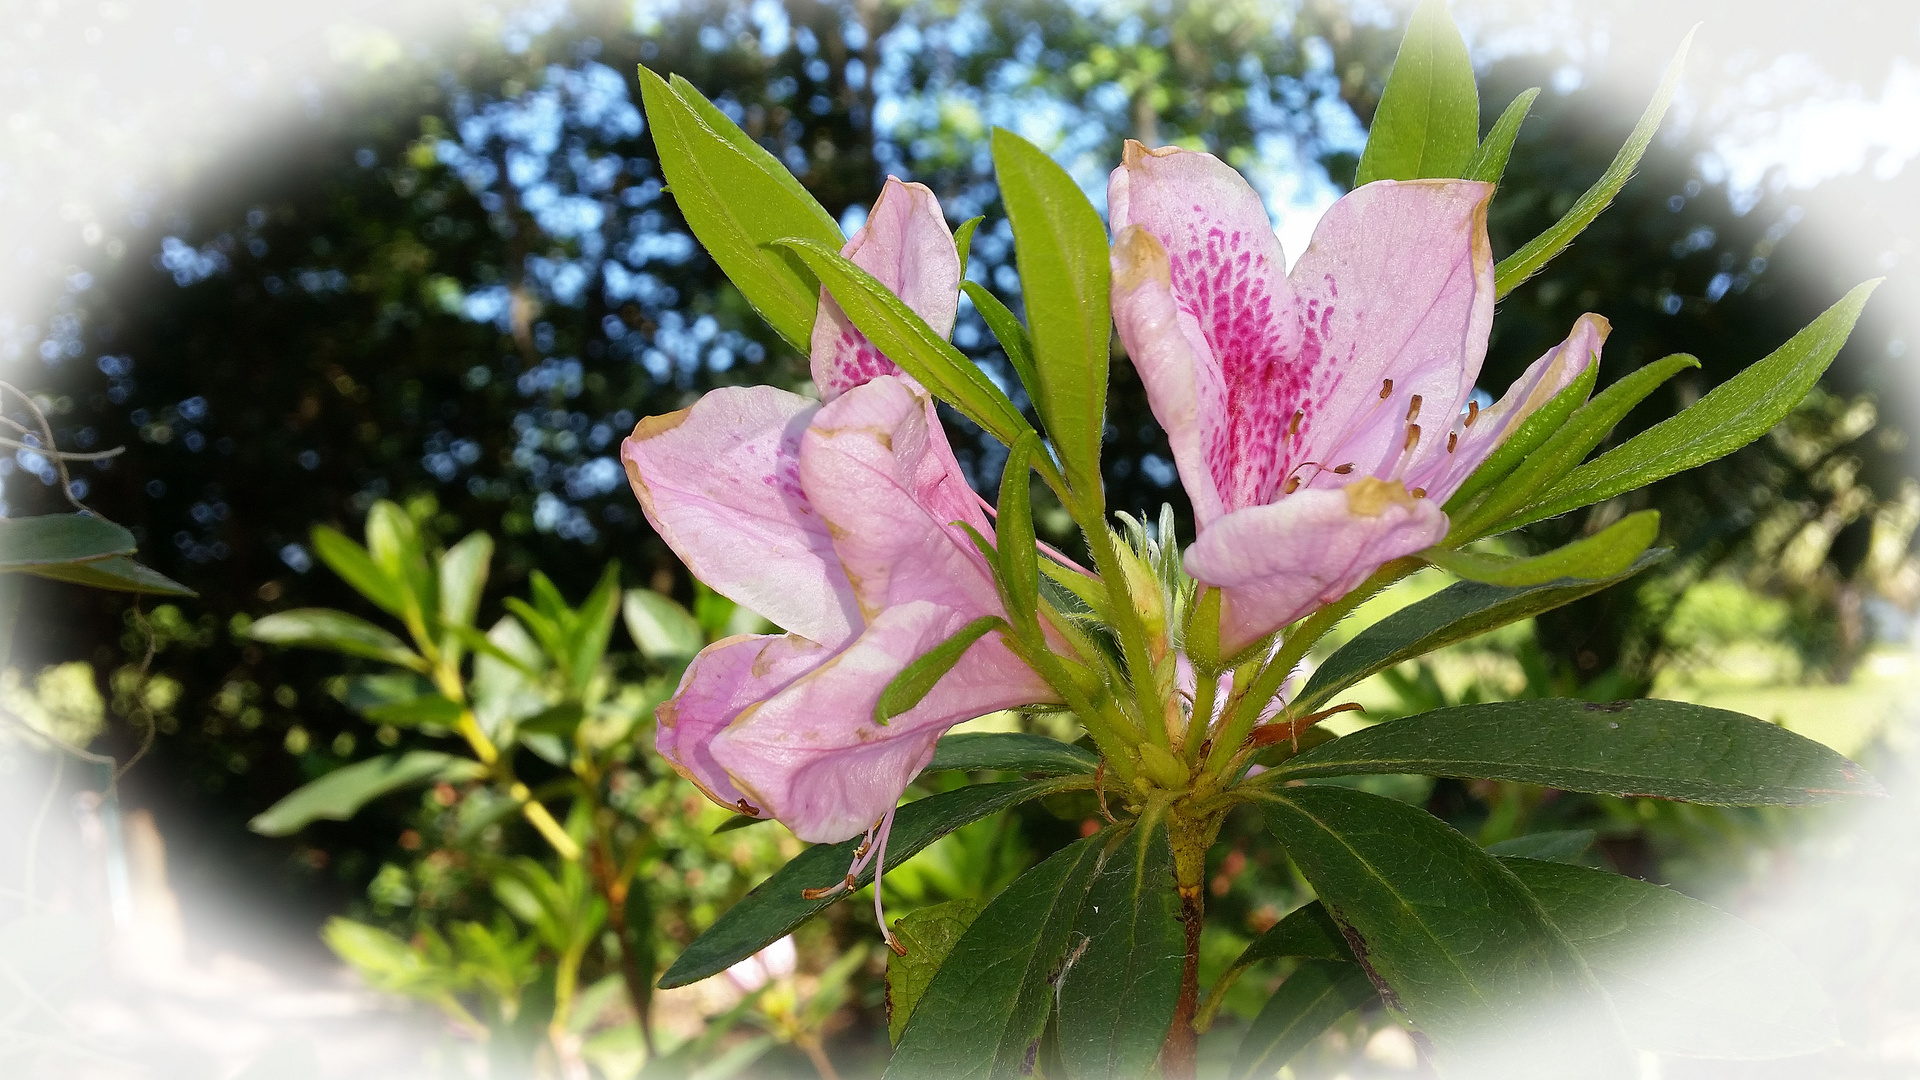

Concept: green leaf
[[365, 501, 435, 619], [639, 66, 840, 352], [1268, 698, 1882, 805], [1354, 0, 1479, 185], [665, 73, 842, 241], [778, 236, 1035, 449], [1443, 345, 1599, 512], [1294, 550, 1665, 713], [659, 778, 1077, 987], [996, 433, 1041, 622], [953, 215, 983, 279], [311, 526, 405, 617], [1513, 280, 1882, 529], [886, 897, 988, 1045], [962, 281, 1041, 403], [990, 128, 1111, 491], [1486, 829, 1594, 863], [1254, 785, 1630, 1073], [712, 813, 767, 834], [886, 836, 1105, 1080], [567, 562, 624, 692], [1494, 29, 1694, 297], [1230, 902, 1355, 970], [1505, 857, 1837, 1057], [247, 608, 427, 670], [0, 512, 135, 568], [924, 732, 1098, 775], [1463, 87, 1540, 184], [23, 555, 195, 596], [1451, 353, 1699, 540], [1230, 960, 1376, 1080], [362, 694, 466, 727], [1056, 823, 1183, 1080], [623, 588, 704, 663], [1425, 510, 1658, 587], [437, 532, 492, 633], [874, 616, 1007, 725], [250, 751, 482, 835]]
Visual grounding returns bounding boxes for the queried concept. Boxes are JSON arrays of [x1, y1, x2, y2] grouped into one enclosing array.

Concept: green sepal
[[1464, 87, 1540, 185]]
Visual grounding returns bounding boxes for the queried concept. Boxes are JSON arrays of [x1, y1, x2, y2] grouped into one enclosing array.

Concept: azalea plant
[[626, 3, 1881, 1077]]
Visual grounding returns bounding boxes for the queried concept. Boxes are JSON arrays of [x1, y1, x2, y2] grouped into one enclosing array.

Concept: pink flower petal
[[712, 600, 1053, 843], [811, 177, 961, 400], [655, 632, 834, 814], [1184, 482, 1449, 656], [622, 386, 860, 646]]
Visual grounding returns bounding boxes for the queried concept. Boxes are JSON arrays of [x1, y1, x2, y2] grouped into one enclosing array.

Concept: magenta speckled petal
[[811, 177, 961, 400], [712, 600, 1053, 843], [1184, 484, 1450, 656], [654, 632, 834, 814], [622, 386, 860, 646]]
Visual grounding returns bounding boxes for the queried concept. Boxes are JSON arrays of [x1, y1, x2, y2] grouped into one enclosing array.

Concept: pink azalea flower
[[1108, 142, 1610, 655], [622, 180, 1056, 933]]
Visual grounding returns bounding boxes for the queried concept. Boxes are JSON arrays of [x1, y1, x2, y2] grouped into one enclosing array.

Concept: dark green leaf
[[362, 695, 466, 727], [1057, 823, 1183, 1080], [0, 512, 134, 568], [712, 813, 768, 834], [665, 74, 842, 241], [24, 555, 195, 596], [1354, 0, 1479, 185], [990, 129, 1110, 492], [622, 877, 657, 1031], [311, 525, 405, 617], [1486, 830, 1594, 863], [1425, 510, 1658, 587], [953, 215, 983, 279], [777, 236, 1034, 449], [924, 732, 1098, 775], [623, 588, 704, 663], [639, 67, 840, 352], [1231, 902, 1355, 970], [1513, 280, 1882, 529], [1494, 29, 1694, 297], [250, 751, 482, 835], [365, 500, 436, 622], [1255, 785, 1630, 1073], [1443, 355, 1598, 512], [875, 616, 1007, 725], [1230, 960, 1376, 1080], [886, 836, 1104, 1080], [1452, 353, 1699, 540], [1464, 87, 1540, 184], [1269, 698, 1882, 805], [962, 281, 1040, 402], [247, 608, 427, 670], [517, 702, 586, 737], [996, 433, 1040, 623], [1505, 858, 1837, 1057], [886, 897, 987, 1045], [1294, 550, 1665, 713], [659, 778, 1076, 987]]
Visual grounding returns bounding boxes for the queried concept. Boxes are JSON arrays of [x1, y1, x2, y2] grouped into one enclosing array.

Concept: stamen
[[1447, 432, 1458, 453], [1465, 400, 1480, 427], [1379, 378, 1393, 399], [1404, 423, 1422, 451], [798, 819, 884, 901], [736, 798, 761, 816], [870, 809, 906, 955], [1411, 487, 1427, 498], [1288, 409, 1304, 438], [1283, 476, 1301, 494], [1406, 395, 1423, 422], [1332, 463, 1354, 474], [1279, 459, 1322, 496]]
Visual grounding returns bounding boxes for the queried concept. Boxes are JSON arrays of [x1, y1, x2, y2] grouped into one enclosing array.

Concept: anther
[[1283, 476, 1301, 494], [1288, 409, 1304, 437], [1332, 463, 1354, 474], [1379, 378, 1393, 399], [1411, 487, 1427, 498], [736, 798, 761, 816], [1465, 400, 1480, 427], [1406, 395, 1423, 422], [1404, 423, 1421, 451], [1447, 432, 1458, 453]]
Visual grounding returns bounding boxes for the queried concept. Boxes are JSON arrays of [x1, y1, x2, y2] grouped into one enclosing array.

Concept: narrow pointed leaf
[[659, 778, 1078, 987], [875, 616, 1008, 725], [1505, 857, 1838, 1057], [1269, 698, 1882, 804], [996, 433, 1041, 622], [639, 66, 839, 352], [361, 694, 466, 727], [1057, 824, 1184, 1079], [1294, 549, 1665, 713], [1230, 960, 1377, 1080], [953, 215, 983, 278], [1354, 0, 1480, 185], [1231, 902, 1355, 970], [1512, 279, 1882, 529], [312, 525, 405, 617], [962, 281, 1041, 402], [249, 751, 482, 835], [990, 129, 1110, 492], [1254, 785, 1630, 1073], [886, 897, 987, 1045], [0, 512, 134, 568], [247, 608, 427, 670], [1426, 510, 1658, 587], [666, 73, 842, 240], [1494, 29, 1694, 297], [25, 555, 196, 596], [778, 236, 1034, 449], [1444, 361, 1598, 511], [1486, 829, 1594, 863], [924, 732, 1098, 775], [437, 532, 492, 631], [567, 562, 624, 692], [886, 836, 1105, 1080], [1464, 87, 1540, 184]]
